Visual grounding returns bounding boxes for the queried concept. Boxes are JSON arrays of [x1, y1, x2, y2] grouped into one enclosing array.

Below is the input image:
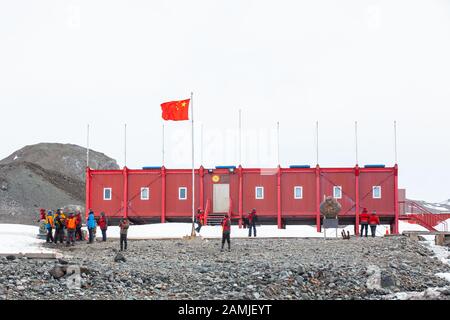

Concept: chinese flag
[[161, 99, 190, 121]]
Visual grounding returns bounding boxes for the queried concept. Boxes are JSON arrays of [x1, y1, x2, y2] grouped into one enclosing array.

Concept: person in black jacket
[[53, 212, 65, 244]]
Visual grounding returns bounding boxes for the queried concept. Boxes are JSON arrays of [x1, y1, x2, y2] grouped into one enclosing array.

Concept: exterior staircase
[[204, 197, 233, 226]]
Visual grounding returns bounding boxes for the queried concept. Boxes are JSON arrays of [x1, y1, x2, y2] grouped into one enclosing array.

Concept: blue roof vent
[[215, 166, 237, 170], [364, 164, 385, 168], [142, 166, 162, 170], [289, 165, 311, 169]]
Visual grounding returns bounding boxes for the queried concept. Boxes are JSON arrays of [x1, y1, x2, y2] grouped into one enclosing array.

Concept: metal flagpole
[[355, 121, 359, 165], [277, 121, 280, 165], [162, 123, 165, 166], [316, 121, 319, 165], [124, 123, 127, 168], [191, 92, 196, 236], [394, 120, 398, 164], [239, 109, 242, 165], [86, 124, 90, 168], [200, 123, 203, 165]]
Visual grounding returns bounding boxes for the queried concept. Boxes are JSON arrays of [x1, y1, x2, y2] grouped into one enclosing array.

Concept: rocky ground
[[1, 237, 450, 300]]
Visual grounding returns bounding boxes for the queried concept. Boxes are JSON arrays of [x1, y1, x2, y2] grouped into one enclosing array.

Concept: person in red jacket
[[75, 212, 83, 241], [248, 208, 257, 237], [195, 209, 204, 233], [369, 211, 380, 237], [221, 214, 231, 252], [360, 208, 370, 237], [98, 212, 108, 241]]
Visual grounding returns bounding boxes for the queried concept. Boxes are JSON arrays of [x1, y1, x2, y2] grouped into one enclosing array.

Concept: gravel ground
[[1, 236, 450, 300]]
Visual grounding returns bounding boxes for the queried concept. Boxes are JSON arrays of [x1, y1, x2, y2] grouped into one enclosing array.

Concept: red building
[[85, 164, 399, 234]]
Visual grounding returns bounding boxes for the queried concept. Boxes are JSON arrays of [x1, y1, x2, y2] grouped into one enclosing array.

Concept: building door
[[213, 184, 230, 213]]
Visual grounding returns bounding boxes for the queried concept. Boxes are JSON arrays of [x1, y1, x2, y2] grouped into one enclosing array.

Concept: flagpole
[[162, 123, 165, 166], [316, 121, 319, 166], [86, 124, 90, 168], [394, 120, 398, 164], [239, 109, 242, 166], [355, 121, 359, 166], [200, 123, 203, 165], [124, 123, 127, 168], [191, 92, 195, 236], [277, 121, 280, 165]]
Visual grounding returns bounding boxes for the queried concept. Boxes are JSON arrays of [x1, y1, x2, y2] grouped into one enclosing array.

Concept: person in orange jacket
[[360, 208, 370, 237], [195, 209, 204, 233], [369, 211, 380, 237], [45, 211, 54, 243], [66, 213, 77, 246]]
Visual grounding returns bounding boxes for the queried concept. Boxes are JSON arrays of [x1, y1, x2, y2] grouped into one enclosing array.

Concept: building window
[[333, 186, 342, 199], [179, 187, 187, 200], [141, 187, 150, 200], [373, 186, 382, 199], [294, 186, 303, 199], [255, 186, 264, 199], [103, 188, 112, 201]]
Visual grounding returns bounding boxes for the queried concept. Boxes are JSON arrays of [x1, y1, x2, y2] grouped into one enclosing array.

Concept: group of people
[[40, 208, 130, 251], [359, 208, 381, 237], [42, 209, 83, 245]]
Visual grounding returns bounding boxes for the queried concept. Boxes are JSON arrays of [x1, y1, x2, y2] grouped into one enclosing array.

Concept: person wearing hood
[[87, 210, 97, 244], [360, 208, 370, 237], [66, 213, 77, 246], [75, 212, 83, 241], [53, 211, 65, 244], [98, 212, 108, 241], [45, 211, 54, 243]]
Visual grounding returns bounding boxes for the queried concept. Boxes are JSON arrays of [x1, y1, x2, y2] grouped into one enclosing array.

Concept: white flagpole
[[124, 123, 127, 168], [86, 124, 90, 168], [162, 123, 165, 166], [316, 121, 319, 166], [239, 109, 242, 166], [277, 121, 280, 165], [394, 120, 398, 164], [200, 123, 203, 165], [191, 92, 195, 236], [355, 121, 359, 165]]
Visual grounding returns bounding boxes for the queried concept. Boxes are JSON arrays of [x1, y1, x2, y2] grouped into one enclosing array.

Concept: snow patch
[[0, 224, 55, 254]]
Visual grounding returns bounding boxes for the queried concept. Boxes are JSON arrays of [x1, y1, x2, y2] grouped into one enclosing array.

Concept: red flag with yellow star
[[161, 99, 190, 121]]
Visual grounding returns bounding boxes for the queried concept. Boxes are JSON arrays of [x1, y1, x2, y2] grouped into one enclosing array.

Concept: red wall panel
[[90, 173, 124, 218], [359, 171, 395, 215], [320, 172, 356, 216], [281, 171, 316, 215], [127, 172, 162, 217], [165, 172, 200, 217], [242, 171, 277, 216]]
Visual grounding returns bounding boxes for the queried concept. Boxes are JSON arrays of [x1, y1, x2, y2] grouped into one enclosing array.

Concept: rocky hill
[[0, 143, 118, 182], [0, 143, 119, 224]]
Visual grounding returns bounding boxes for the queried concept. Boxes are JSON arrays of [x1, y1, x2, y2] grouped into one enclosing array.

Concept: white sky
[[0, 0, 449, 202]]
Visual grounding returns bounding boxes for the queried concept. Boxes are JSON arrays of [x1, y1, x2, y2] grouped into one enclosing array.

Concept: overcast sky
[[0, 0, 449, 202]]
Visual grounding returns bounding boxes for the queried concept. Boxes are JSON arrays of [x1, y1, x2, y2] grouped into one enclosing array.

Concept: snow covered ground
[[0, 220, 432, 254], [0, 224, 54, 255]]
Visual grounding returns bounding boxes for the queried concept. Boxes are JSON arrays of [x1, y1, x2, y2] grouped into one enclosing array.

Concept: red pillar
[[393, 164, 399, 234], [85, 167, 91, 221], [238, 165, 243, 228], [161, 166, 166, 223], [315, 165, 321, 232], [355, 165, 360, 237], [199, 166, 205, 211], [123, 166, 129, 218], [277, 165, 282, 229]]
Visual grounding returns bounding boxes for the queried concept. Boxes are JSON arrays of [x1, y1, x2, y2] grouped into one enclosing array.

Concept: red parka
[[369, 214, 380, 225]]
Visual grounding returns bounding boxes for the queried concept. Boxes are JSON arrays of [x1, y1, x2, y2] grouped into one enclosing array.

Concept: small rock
[[6, 255, 16, 261], [114, 253, 126, 263]]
